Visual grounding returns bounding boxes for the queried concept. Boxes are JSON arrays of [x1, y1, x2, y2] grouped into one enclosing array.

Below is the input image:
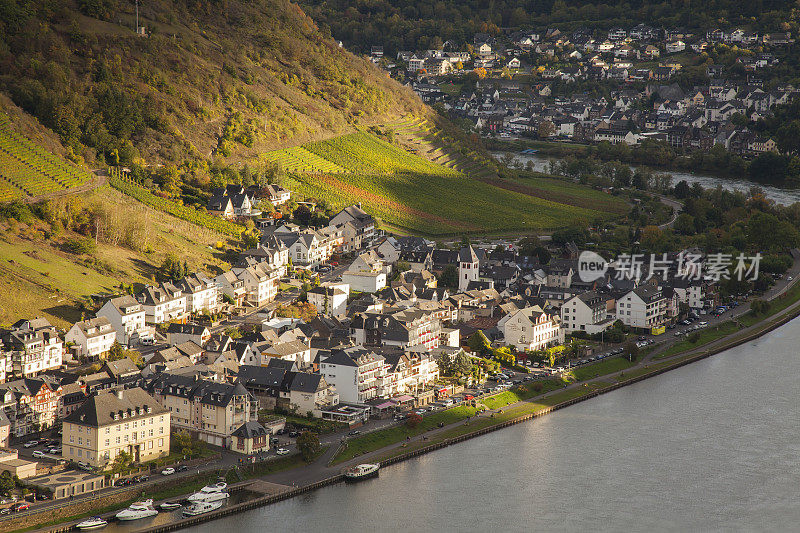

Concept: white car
[[32, 450, 46, 458], [161, 467, 175, 476], [23, 441, 38, 448], [276, 448, 290, 456]]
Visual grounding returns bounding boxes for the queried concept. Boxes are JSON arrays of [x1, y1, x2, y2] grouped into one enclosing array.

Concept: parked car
[[176, 465, 189, 472], [12, 503, 29, 512], [23, 440, 38, 448], [288, 431, 299, 438], [0, 507, 10, 515], [31, 450, 46, 458], [348, 430, 361, 436], [161, 467, 175, 476], [276, 448, 290, 456]]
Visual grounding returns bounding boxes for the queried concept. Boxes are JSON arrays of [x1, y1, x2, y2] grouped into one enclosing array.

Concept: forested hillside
[[300, 0, 797, 54], [0, 0, 426, 167]]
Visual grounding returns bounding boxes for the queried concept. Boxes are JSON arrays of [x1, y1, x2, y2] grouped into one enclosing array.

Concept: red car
[[463, 394, 474, 401], [13, 503, 29, 512]]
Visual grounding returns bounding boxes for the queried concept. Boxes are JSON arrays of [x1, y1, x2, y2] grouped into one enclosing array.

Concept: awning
[[394, 395, 414, 403], [374, 401, 396, 409]]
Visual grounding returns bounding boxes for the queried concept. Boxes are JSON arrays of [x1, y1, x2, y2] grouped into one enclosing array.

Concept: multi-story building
[[96, 295, 149, 346], [2, 319, 63, 378], [382, 348, 440, 397], [330, 204, 375, 252], [307, 284, 349, 318], [498, 306, 564, 352], [0, 377, 59, 437], [616, 285, 668, 329], [319, 346, 389, 404], [214, 271, 246, 308], [65, 317, 117, 360], [63, 388, 170, 468], [136, 283, 188, 325], [560, 291, 611, 333], [350, 308, 442, 350], [150, 375, 255, 447], [235, 264, 279, 307], [176, 273, 221, 315]]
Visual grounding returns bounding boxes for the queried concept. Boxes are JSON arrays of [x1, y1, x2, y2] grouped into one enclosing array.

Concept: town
[[0, 184, 780, 517], [377, 25, 796, 158]]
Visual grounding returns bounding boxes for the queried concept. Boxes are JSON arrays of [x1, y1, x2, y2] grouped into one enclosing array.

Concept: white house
[[65, 317, 116, 360], [498, 306, 563, 352], [237, 264, 279, 307], [342, 251, 387, 293], [176, 274, 220, 314], [666, 40, 685, 53], [319, 346, 389, 404], [136, 283, 188, 325], [560, 291, 611, 334], [615, 285, 667, 329], [96, 295, 148, 345], [307, 284, 349, 318]]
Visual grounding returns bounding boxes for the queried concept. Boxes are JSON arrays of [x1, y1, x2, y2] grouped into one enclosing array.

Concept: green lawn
[[570, 356, 637, 381], [481, 379, 565, 409], [655, 321, 741, 359], [331, 405, 478, 464]]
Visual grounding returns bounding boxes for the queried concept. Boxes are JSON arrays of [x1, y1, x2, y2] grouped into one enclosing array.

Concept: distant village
[[368, 25, 797, 153]]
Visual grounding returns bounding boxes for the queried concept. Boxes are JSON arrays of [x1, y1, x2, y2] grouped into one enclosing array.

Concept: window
[[104, 439, 109, 446], [158, 438, 164, 447]]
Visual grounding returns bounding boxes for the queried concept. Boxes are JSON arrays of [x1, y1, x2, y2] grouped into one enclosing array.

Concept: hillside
[[271, 126, 627, 236], [0, 0, 427, 166]]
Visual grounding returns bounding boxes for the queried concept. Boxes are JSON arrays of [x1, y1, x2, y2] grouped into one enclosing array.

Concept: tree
[[297, 431, 322, 462], [110, 450, 133, 474], [467, 331, 491, 355], [0, 471, 13, 496], [750, 299, 771, 315], [406, 412, 422, 429], [624, 340, 639, 362], [438, 265, 458, 288]]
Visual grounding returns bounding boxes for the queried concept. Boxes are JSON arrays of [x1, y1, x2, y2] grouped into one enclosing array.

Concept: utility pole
[[135, 0, 139, 34]]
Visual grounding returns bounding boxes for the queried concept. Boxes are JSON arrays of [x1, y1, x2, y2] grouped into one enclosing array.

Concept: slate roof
[[64, 387, 167, 427]]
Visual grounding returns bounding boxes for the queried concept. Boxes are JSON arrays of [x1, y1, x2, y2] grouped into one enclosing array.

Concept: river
[[495, 151, 800, 206], [176, 316, 800, 532]]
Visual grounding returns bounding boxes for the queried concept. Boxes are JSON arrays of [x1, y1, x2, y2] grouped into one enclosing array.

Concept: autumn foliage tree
[[406, 412, 422, 429]]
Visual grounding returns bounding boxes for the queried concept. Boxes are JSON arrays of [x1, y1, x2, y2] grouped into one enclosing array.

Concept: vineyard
[[0, 114, 91, 201], [277, 127, 625, 235], [108, 170, 244, 237]]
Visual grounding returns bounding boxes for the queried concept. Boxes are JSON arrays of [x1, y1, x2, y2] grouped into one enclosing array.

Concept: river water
[[179, 317, 800, 532], [496, 151, 800, 206]]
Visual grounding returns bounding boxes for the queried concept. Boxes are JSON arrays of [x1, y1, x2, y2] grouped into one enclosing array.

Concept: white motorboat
[[344, 463, 379, 482], [182, 499, 224, 516], [115, 499, 158, 521], [76, 517, 108, 529], [159, 502, 183, 511], [187, 481, 229, 503]]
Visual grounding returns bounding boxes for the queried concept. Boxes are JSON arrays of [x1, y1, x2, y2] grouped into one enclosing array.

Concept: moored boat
[[76, 517, 108, 530], [187, 481, 229, 503], [115, 499, 158, 521], [344, 463, 379, 482], [182, 500, 224, 517], [159, 502, 183, 511]]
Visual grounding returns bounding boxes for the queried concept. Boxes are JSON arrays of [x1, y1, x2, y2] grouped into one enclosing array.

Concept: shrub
[[64, 236, 97, 255]]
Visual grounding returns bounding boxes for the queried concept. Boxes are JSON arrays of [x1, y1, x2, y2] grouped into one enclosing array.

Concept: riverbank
[[20, 275, 800, 533]]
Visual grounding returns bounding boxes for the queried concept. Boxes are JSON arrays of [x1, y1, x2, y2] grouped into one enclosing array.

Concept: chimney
[[115, 389, 124, 400]]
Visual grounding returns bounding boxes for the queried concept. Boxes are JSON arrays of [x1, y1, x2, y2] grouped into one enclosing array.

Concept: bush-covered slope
[[0, 0, 427, 166]]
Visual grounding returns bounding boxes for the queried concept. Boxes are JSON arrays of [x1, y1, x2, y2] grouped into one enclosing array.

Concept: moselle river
[[496, 151, 800, 206], [178, 316, 800, 532]]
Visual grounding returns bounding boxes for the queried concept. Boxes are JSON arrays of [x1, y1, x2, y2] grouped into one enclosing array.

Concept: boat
[[344, 463, 379, 482], [187, 481, 229, 503], [159, 502, 183, 511], [182, 500, 224, 517], [76, 517, 108, 530], [520, 148, 539, 155], [115, 499, 158, 521]]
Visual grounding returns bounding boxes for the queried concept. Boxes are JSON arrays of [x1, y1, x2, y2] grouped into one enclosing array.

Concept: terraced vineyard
[[276, 126, 627, 236], [0, 114, 90, 200], [261, 145, 346, 174], [108, 170, 244, 236]]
